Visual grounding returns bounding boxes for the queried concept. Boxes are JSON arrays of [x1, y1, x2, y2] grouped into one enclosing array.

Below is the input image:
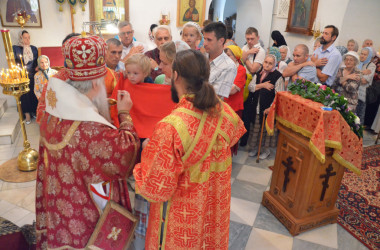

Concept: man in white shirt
[[203, 22, 237, 99], [241, 27, 265, 75], [239, 27, 265, 146], [118, 21, 147, 62]]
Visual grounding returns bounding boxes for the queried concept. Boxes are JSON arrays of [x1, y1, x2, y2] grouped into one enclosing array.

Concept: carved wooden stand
[[262, 123, 345, 236]]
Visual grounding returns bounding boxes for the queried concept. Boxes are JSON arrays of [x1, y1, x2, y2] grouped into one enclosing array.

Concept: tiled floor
[[0, 119, 377, 249]]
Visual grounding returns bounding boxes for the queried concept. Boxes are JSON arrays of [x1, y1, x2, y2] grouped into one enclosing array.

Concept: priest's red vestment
[[133, 96, 246, 249]]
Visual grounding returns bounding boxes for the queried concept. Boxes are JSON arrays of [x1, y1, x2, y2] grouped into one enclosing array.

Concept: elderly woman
[[244, 54, 284, 159], [332, 51, 361, 111], [347, 39, 359, 52], [279, 45, 292, 64], [356, 47, 376, 124], [13, 30, 38, 124], [34, 55, 57, 99]]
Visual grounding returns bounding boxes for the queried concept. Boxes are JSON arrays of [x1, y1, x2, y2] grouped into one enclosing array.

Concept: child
[[182, 22, 202, 50], [125, 53, 153, 84]]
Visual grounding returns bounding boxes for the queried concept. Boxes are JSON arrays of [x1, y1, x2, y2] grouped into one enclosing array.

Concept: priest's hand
[[117, 90, 133, 112]]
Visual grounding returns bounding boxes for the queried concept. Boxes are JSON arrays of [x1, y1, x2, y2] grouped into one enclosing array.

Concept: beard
[[92, 83, 111, 122], [320, 37, 329, 45], [170, 78, 179, 103]]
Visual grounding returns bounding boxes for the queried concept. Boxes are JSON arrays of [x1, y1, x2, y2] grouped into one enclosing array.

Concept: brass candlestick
[[14, 11, 31, 29], [0, 30, 38, 172]]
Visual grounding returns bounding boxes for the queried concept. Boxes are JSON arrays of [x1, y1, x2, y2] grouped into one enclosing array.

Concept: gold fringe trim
[[275, 115, 360, 174], [332, 153, 361, 175], [276, 116, 313, 138], [265, 118, 274, 136], [309, 140, 325, 164], [325, 139, 342, 150]]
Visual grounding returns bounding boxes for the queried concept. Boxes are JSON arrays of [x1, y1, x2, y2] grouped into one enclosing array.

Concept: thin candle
[[19, 55, 24, 69]]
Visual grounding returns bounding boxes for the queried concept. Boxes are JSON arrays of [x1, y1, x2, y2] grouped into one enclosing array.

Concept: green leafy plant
[[288, 79, 363, 138]]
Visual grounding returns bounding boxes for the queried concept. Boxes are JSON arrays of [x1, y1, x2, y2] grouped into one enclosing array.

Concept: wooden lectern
[[264, 92, 362, 236]]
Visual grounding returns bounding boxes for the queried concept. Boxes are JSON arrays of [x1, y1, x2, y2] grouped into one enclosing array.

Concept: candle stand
[[1, 29, 38, 172]]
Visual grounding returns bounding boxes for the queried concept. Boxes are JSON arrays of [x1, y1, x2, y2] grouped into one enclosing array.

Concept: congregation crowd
[[11, 19, 380, 249]]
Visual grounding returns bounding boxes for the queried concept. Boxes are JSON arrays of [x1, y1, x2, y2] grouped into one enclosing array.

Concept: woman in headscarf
[[271, 30, 287, 47], [356, 47, 376, 124], [13, 30, 38, 124], [269, 46, 287, 74], [224, 45, 247, 155], [223, 45, 246, 117], [332, 51, 361, 111], [34, 55, 57, 124], [347, 39, 359, 52], [244, 54, 284, 159], [270, 46, 288, 89], [34, 55, 57, 99]]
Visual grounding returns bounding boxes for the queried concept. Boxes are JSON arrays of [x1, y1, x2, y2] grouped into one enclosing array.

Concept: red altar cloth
[[266, 91, 362, 174]]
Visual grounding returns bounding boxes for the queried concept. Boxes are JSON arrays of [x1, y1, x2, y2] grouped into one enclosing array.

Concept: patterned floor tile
[[292, 238, 337, 250], [336, 224, 368, 250], [236, 165, 272, 186], [230, 197, 260, 226], [231, 162, 243, 179], [231, 179, 267, 204], [253, 205, 292, 237], [228, 220, 252, 250], [232, 150, 248, 164], [246, 228, 293, 250], [295, 223, 338, 249]]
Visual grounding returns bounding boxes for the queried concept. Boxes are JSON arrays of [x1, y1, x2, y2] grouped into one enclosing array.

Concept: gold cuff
[[118, 110, 130, 115]]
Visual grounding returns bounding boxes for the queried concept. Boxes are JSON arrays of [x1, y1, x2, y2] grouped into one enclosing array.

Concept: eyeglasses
[[119, 31, 133, 36]]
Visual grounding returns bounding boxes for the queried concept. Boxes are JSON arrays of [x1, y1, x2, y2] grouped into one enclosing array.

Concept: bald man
[[282, 44, 318, 87]]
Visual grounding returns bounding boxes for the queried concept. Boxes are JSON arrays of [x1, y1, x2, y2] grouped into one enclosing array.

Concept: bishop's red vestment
[[133, 96, 246, 249], [36, 77, 140, 249]]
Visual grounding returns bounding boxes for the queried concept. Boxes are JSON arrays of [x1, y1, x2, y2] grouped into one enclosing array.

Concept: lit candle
[[19, 55, 24, 69]]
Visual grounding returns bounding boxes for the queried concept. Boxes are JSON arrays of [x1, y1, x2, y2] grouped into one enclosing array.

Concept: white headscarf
[[18, 30, 33, 65]]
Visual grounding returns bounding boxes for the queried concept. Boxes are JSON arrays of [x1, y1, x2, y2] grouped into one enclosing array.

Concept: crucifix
[[319, 164, 336, 201], [282, 156, 296, 192]]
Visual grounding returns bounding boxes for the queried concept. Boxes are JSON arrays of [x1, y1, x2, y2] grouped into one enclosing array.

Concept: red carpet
[[337, 144, 380, 250]]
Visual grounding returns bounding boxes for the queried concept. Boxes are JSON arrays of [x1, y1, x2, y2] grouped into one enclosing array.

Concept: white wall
[[212, 0, 227, 21], [223, 0, 237, 20], [0, 1, 89, 105], [235, 0, 275, 48], [340, 0, 380, 52], [270, 0, 350, 53]]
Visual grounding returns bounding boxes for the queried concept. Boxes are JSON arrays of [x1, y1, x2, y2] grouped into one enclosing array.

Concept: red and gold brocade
[[133, 96, 246, 249], [36, 113, 140, 249], [266, 91, 362, 174], [36, 69, 69, 124], [105, 67, 123, 97]]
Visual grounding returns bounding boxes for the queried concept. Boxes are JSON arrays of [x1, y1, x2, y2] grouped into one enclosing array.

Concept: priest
[[36, 34, 140, 249], [133, 50, 246, 249]]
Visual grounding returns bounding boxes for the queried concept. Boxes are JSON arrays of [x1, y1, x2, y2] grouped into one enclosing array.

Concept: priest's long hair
[[172, 49, 220, 113]]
